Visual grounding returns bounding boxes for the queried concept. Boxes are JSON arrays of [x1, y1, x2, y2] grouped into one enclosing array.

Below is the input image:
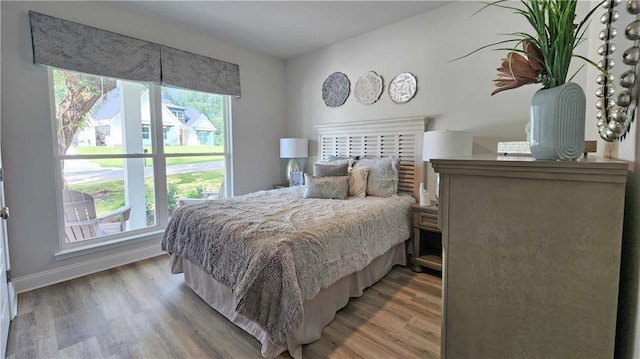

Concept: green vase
[[529, 82, 585, 160]]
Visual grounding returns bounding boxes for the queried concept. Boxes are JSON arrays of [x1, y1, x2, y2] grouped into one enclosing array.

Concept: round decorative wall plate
[[322, 72, 350, 107], [354, 71, 383, 105], [388, 72, 417, 104]]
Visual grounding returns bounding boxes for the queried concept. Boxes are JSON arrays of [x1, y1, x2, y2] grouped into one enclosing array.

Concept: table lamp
[[280, 138, 308, 181], [423, 130, 473, 201]]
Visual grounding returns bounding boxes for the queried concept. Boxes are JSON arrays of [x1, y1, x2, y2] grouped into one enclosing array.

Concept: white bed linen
[[172, 242, 406, 358]]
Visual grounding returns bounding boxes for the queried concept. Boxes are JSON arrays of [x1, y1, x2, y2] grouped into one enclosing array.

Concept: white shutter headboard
[[315, 116, 429, 199]]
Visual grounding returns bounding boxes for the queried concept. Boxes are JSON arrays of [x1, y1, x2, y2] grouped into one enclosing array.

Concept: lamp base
[[286, 158, 301, 181], [435, 173, 440, 203]]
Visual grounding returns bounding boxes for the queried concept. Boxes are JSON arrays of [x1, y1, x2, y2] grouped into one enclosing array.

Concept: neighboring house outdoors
[[75, 88, 217, 147]]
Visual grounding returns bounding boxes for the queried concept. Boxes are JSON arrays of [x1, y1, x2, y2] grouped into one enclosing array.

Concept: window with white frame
[[171, 109, 185, 122], [141, 125, 150, 140], [196, 130, 210, 144], [162, 126, 171, 140], [52, 68, 232, 246]]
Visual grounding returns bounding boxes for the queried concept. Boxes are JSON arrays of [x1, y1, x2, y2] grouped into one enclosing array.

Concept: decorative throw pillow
[[303, 174, 349, 199], [328, 155, 360, 166], [325, 155, 360, 168], [348, 167, 369, 198], [353, 156, 399, 197], [328, 155, 360, 161], [313, 162, 349, 177]]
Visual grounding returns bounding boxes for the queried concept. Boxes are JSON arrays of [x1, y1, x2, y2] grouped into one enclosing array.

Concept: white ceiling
[[112, 1, 450, 59]]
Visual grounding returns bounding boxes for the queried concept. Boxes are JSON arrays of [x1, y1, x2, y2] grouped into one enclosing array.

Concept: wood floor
[[6, 255, 442, 359]]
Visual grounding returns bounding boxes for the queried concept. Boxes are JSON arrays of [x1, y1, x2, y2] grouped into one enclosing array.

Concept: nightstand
[[411, 203, 442, 272], [273, 183, 289, 189]]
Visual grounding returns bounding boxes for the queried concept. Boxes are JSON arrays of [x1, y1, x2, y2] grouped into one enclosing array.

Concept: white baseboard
[[13, 242, 166, 293]]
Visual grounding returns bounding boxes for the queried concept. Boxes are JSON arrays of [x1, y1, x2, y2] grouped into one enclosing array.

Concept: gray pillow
[[325, 155, 360, 168], [328, 155, 360, 162], [313, 162, 349, 177], [303, 174, 349, 199], [353, 156, 399, 197]]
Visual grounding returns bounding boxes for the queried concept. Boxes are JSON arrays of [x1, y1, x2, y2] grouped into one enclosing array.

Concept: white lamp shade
[[423, 130, 473, 161], [280, 138, 308, 158]]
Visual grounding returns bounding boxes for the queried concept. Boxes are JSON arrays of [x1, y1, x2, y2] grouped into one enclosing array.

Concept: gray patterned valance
[[161, 46, 241, 97], [29, 11, 161, 83], [29, 11, 241, 97]]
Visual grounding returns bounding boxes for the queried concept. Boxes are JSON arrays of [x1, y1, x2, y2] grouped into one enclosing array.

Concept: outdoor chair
[[62, 189, 132, 242]]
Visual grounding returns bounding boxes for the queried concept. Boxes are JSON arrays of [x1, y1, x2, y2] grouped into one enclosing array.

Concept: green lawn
[[74, 145, 224, 168], [68, 170, 224, 217]]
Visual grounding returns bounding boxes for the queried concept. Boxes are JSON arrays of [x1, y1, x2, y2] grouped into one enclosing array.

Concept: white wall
[[286, 2, 590, 149], [1, 1, 286, 283], [286, 1, 588, 193]]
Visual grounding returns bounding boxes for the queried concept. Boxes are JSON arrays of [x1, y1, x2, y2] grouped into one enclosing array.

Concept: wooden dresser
[[431, 155, 628, 359]]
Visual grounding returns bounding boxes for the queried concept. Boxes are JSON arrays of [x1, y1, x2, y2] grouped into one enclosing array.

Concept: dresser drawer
[[414, 211, 439, 230]]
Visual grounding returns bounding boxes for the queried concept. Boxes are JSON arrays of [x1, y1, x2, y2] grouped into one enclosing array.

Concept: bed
[[162, 116, 429, 358]]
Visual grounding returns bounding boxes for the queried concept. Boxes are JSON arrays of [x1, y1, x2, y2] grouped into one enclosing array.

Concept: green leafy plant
[[145, 203, 155, 226], [167, 183, 179, 214], [455, 0, 604, 95], [187, 184, 205, 199]]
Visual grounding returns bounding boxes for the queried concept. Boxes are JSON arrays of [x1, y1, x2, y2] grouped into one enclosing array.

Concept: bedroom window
[[196, 130, 210, 144], [51, 68, 233, 247], [141, 125, 150, 140], [170, 110, 185, 122], [160, 86, 229, 206]]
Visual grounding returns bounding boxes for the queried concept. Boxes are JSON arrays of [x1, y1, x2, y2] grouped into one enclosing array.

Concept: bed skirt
[[170, 242, 406, 358]]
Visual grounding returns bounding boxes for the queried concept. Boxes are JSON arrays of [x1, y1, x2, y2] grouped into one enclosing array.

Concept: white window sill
[[54, 229, 165, 261]]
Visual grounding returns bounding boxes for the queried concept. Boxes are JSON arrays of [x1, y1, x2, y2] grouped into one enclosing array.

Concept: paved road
[[64, 161, 224, 185]]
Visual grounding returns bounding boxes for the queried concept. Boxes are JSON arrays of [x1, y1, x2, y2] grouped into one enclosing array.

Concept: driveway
[[64, 161, 224, 185]]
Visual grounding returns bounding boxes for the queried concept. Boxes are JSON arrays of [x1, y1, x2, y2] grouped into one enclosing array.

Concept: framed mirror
[[596, 0, 640, 141]]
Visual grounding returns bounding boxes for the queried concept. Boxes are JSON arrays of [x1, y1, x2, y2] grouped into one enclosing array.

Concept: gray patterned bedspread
[[161, 186, 413, 346]]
